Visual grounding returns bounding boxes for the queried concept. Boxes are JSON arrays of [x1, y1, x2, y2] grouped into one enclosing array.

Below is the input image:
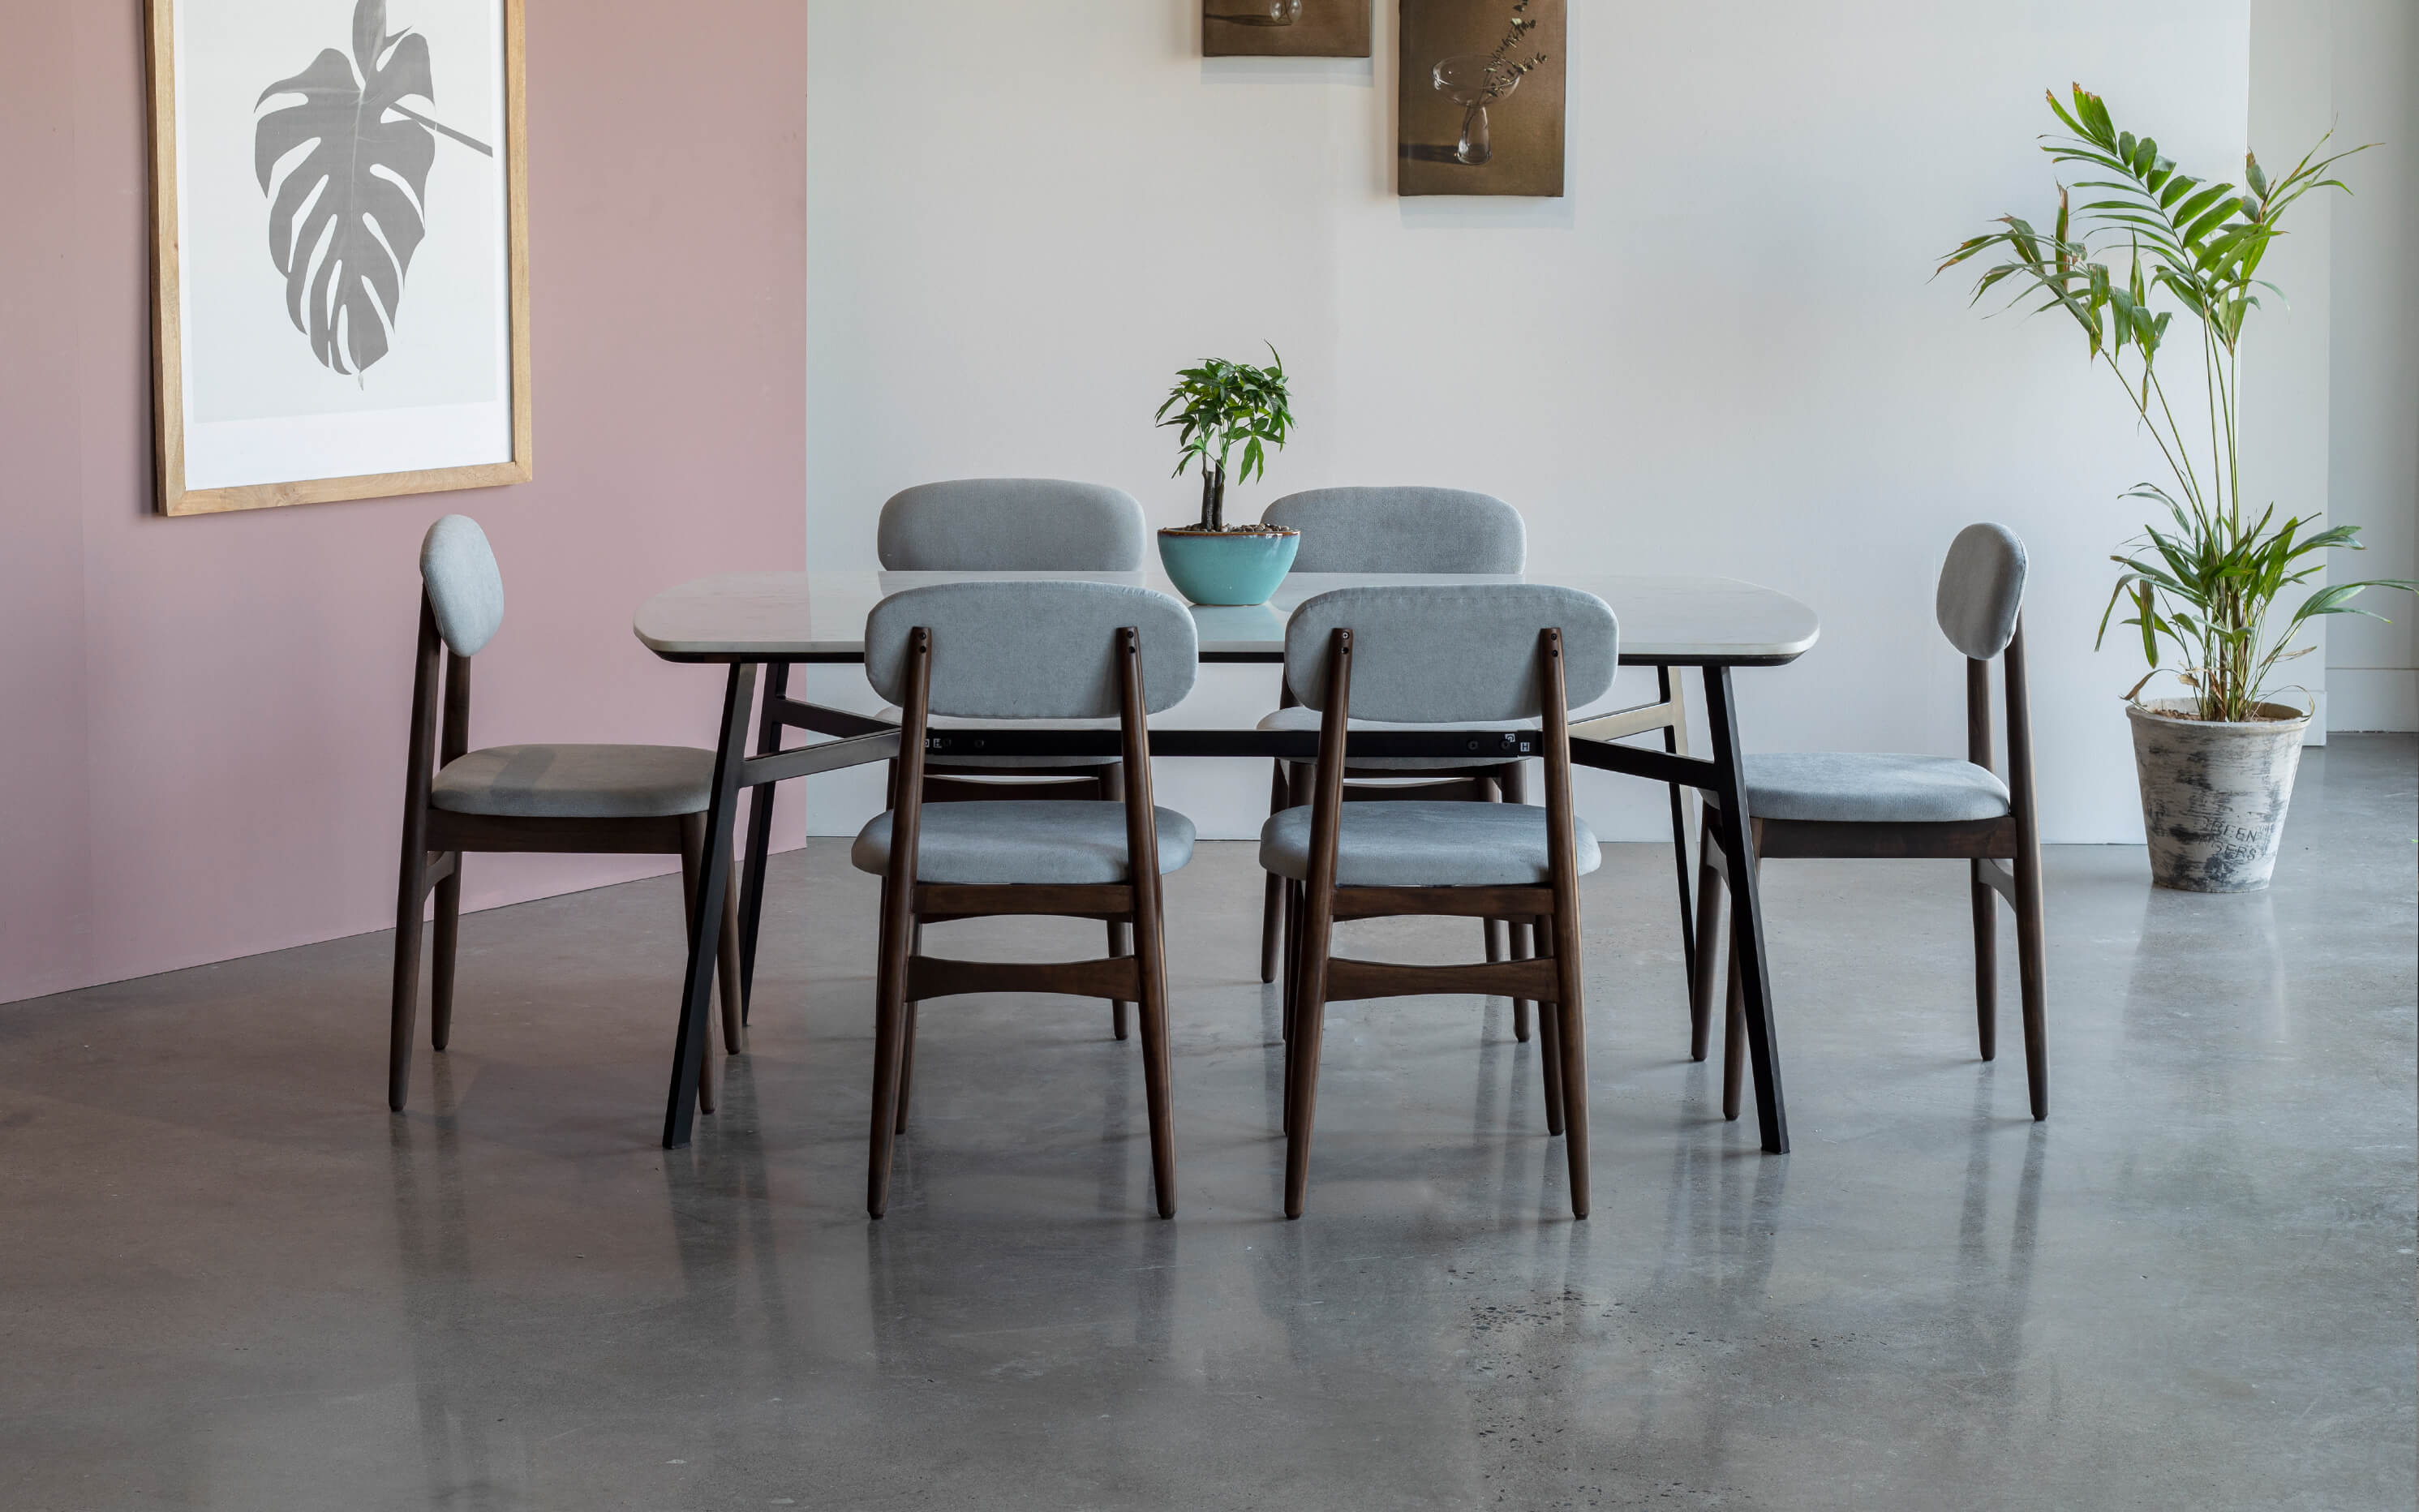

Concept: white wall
[[804, 0, 2262, 842], [2327, 0, 2419, 731], [2245, 0, 2335, 743]]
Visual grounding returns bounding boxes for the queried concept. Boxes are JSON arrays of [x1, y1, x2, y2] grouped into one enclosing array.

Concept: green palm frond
[[1949, 87, 2404, 719]]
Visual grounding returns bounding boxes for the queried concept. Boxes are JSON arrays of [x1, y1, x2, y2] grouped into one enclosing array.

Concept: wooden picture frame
[[147, 0, 532, 517]]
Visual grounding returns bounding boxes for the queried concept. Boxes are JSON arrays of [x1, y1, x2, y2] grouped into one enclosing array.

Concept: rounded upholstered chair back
[[420, 515, 505, 657], [1260, 487, 1526, 574], [876, 479, 1148, 571], [866, 581, 1198, 720], [1935, 523, 2029, 660], [1283, 584, 1617, 723]]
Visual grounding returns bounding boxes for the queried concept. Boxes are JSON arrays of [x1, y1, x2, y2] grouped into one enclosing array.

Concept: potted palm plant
[[1154, 347, 1300, 606], [1944, 87, 2413, 891]]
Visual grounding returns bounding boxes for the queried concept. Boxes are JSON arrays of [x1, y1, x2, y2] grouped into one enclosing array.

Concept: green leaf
[[2180, 197, 2244, 247], [2168, 183, 2234, 230]]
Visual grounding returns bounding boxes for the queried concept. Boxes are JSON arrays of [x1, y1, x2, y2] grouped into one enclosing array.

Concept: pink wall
[[0, 2, 808, 1005]]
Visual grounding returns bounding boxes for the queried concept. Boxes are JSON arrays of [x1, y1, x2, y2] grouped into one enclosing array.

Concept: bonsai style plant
[[1154, 347, 1302, 605], [1943, 86, 2412, 891]]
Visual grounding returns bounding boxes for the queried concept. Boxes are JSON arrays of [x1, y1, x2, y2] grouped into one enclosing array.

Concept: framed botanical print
[[146, 0, 531, 517]]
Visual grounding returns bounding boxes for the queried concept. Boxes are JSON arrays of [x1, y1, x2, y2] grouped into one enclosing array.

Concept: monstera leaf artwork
[[254, 0, 492, 378]]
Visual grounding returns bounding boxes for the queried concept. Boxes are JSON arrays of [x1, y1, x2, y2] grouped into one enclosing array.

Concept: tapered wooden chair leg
[[1970, 861, 1998, 1063], [1502, 759, 1536, 1037], [718, 839, 746, 1055], [1484, 774, 1510, 974], [1534, 915, 1566, 1136], [677, 824, 717, 1116], [1100, 768, 1133, 1038], [1138, 924, 1179, 1219], [1259, 758, 1290, 984], [1283, 983, 1326, 1219], [892, 919, 924, 1132], [1549, 914, 1592, 1219], [1510, 925, 1533, 1045], [1689, 809, 1725, 1061], [389, 852, 428, 1112], [1260, 873, 1285, 985], [893, 1003, 917, 1135], [2013, 853, 2049, 1120], [1107, 917, 1132, 1041], [1721, 917, 1747, 1122], [867, 885, 913, 1218], [1280, 878, 1302, 1045], [1284, 876, 1334, 1218], [1280, 878, 1301, 1135], [429, 859, 462, 1052]]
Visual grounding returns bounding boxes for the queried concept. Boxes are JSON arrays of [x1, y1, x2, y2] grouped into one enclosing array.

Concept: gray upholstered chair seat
[[1255, 705, 1538, 771], [1708, 753, 2012, 824], [871, 708, 1120, 769], [1259, 801, 1601, 886], [431, 744, 716, 819], [853, 801, 1196, 885]]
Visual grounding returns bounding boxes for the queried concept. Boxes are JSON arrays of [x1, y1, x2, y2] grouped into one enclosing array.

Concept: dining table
[[633, 569, 1820, 1157]]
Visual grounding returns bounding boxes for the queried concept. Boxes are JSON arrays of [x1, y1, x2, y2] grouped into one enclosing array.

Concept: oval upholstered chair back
[[420, 514, 505, 657], [865, 580, 1198, 721], [1261, 487, 1526, 574], [1934, 522, 2028, 660], [876, 479, 1148, 571]]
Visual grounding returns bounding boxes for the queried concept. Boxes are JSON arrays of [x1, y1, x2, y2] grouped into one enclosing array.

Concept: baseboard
[[2327, 668, 2419, 732]]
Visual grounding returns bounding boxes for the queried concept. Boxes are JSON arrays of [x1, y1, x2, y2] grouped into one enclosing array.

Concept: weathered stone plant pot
[[2128, 698, 2311, 892]]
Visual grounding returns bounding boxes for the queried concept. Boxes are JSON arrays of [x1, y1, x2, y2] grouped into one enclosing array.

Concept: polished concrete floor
[[2, 738, 2412, 1511]]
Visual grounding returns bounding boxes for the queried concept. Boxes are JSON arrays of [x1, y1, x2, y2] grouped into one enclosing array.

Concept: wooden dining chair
[[874, 479, 1151, 1042], [1252, 488, 1548, 1033], [389, 515, 743, 1116], [850, 580, 1199, 1220], [1692, 523, 2047, 1122], [1262, 583, 1618, 1219]]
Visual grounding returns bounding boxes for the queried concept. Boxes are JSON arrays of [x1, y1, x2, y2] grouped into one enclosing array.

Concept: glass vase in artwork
[[1210, 0, 1303, 24], [1433, 54, 1520, 165]]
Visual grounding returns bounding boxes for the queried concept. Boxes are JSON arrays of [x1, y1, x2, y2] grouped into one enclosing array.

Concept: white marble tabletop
[[635, 570, 1820, 666]]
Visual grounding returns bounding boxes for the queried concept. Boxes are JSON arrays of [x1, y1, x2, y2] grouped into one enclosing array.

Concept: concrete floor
[[1, 737, 2412, 1511]]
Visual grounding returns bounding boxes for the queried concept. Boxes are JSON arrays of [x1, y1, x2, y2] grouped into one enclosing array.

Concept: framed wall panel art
[[1204, 0, 1373, 58], [1398, 0, 1565, 197], [147, 0, 531, 517]]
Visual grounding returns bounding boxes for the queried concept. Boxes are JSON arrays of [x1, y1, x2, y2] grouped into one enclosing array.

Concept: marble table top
[[635, 570, 1820, 667]]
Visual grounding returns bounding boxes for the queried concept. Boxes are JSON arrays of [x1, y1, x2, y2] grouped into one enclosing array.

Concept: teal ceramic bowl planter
[[1157, 527, 1300, 607]]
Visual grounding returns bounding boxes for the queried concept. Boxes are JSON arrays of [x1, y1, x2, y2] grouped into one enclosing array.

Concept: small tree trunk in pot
[[2128, 699, 2311, 892]]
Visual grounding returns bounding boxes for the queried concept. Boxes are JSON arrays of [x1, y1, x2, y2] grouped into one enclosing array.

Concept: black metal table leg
[[736, 661, 789, 1023], [1658, 664, 1698, 990], [1699, 665, 1789, 1154], [663, 661, 760, 1149]]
